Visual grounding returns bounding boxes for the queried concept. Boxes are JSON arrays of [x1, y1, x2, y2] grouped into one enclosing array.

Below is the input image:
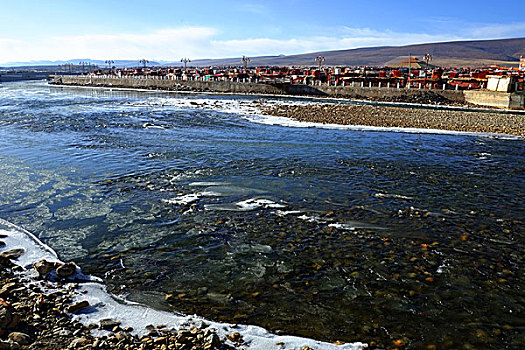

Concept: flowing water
[[0, 81, 523, 349]]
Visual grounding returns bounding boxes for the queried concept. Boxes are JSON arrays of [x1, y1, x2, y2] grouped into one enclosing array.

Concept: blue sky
[[1, 0, 524, 64]]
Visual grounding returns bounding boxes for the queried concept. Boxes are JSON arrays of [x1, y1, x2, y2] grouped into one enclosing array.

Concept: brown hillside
[[186, 37, 525, 67]]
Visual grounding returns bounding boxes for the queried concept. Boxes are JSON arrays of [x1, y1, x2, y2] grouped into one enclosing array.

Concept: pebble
[[0, 307, 13, 328], [227, 331, 243, 343], [67, 300, 90, 313], [0, 282, 17, 296], [8, 332, 31, 345], [0, 341, 13, 350], [69, 337, 88, 348], [99, 318, 121, 330], [0, 249, 25, 260], [56, 262, 78, 278], [0, 257, 13, 268], [33, 259, 58, 276]]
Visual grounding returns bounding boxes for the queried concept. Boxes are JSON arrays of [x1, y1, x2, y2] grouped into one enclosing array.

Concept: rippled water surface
[[0, 81, 524, 349]]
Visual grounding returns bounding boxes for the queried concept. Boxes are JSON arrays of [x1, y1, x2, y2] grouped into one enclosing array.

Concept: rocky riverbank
[[52, 77, 470, 107], [0, 225, 364, 350], [261, 104, 525, 136], [0, 239, 233, 349]]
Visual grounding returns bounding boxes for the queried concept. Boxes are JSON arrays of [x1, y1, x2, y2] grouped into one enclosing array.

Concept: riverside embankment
[[52, 75, 525, 109], [51, 75, 468, 105]]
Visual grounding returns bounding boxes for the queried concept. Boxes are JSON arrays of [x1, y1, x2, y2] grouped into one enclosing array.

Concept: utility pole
[[242, 56, 250, 71], [139, 59, 149, 69], [408, 54, 411, 78], [315, 56, 325, 70], [105, 60, 114, 72], [181, 58, 191, 71], [79, 61, 87, 74], [424, 53, 432, 80]]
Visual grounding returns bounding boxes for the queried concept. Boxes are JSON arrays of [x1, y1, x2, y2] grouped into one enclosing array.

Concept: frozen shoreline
[[0, 218, 367, 350]]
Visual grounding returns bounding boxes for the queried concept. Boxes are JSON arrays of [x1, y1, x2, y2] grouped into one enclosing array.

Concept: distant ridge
[[180, 37, 525, 68], [2, 37, 524, 69], [0, 59, 161, 69]]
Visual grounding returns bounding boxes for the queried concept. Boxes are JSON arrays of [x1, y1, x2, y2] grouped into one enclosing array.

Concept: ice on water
[[205, 198, 286, 212]]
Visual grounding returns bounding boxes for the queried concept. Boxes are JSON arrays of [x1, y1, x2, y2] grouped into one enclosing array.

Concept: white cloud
[[0, 27, 218, 64], [339, 26, 464, 46], [211, 30, 464, 57], [0, 38, 28, 63], [51, 27, 218, 59], [466, 22, 525, 39], [235, 2, 268, 15]]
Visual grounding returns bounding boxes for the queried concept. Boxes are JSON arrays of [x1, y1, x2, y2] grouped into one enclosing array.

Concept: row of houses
[[86, 59, 525, 92]]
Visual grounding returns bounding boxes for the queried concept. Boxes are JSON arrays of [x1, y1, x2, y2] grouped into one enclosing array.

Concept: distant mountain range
[[2, 37, 524, 69], [0, 59, 161, 69]]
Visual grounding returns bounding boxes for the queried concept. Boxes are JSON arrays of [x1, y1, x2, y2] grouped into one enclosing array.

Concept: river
[[0, 81, 523, 349]]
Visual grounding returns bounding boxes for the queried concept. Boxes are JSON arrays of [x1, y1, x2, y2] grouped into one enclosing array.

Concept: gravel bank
[[261, 104, 525, 136]]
